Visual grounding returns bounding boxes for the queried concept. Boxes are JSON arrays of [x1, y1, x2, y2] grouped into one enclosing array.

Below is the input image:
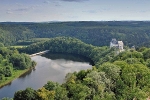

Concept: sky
[[0, 0, 150, 22]]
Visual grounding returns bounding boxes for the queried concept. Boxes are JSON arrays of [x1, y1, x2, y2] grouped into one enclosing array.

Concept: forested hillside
[[1, 21, 150, 47], [14, 37, 150, 100], [18, 37, 113, 65]]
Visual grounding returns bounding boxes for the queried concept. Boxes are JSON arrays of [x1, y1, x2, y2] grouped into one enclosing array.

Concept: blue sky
[[0, 0, 150, 22]]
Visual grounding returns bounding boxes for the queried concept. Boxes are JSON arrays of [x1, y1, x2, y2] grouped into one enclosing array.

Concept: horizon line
[[1, 20, 150, 23]]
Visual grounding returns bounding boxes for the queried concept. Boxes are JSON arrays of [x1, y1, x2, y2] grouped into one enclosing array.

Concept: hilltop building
[[110, 39, 118, 48], [110, 38, 124, 52]]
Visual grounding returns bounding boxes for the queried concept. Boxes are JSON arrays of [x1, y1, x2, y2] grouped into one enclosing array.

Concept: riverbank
[[0, 68, 33, 88]]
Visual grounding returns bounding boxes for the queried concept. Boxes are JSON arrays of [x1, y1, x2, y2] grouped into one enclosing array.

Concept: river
[[0, 53, 93, 99]]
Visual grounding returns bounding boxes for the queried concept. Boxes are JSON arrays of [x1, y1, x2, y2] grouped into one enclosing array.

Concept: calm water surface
[[0, 53, 92, 98]]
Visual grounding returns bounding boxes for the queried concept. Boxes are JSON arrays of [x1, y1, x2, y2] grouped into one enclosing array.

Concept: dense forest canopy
[[1, 21, 150, 47]]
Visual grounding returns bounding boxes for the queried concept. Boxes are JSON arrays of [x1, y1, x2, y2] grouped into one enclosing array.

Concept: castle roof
[[111, 38, 118, 44]]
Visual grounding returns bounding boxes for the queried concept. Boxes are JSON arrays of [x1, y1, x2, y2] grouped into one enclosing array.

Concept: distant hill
[[1, 21, 150, 47]]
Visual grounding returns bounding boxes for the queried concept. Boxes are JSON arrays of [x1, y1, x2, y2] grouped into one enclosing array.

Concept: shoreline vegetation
[[0, 47, 37, 89], [15, 37, 150, 100], [0, 65, 36, 88]]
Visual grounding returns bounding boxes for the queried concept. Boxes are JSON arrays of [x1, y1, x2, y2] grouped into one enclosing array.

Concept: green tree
[[146, 59, 150, 67], [65, 73, 76, 84], [67, 83, 91, 100], [0, 43, 4, 47], [14, 87, 37, 100], [3, 66, 12, 77], [83, 70, 115, 99], [37, 87, 55, 100], [9, 53, 31, 70], [99, 63, 121, 91], [143, 49, 150, 60], [54, 86, 68, 100], [76, 70, 87, 80], [43, 81, 59, 91]]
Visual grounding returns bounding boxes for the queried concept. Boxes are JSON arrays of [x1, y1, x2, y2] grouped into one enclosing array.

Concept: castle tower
[[118, 41, 124, 52]]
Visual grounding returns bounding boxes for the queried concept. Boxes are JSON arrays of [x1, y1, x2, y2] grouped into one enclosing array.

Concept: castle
[[110, 38, 124, 52]]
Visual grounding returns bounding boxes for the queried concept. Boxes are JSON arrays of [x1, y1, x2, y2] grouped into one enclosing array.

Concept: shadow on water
[[18, 69, 33, 78], [42, 52, 94, 66]]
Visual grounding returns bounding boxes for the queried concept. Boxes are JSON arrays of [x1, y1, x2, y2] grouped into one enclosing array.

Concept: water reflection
[[0, 53, 92, 99], [43, 52, 94, 65], [18, 69, 33, 78]]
